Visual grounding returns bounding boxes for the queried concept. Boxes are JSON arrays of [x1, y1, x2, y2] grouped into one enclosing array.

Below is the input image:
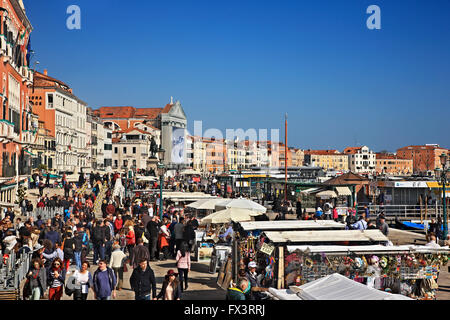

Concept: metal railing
[[357, 204, 446, 221], [28, 207, 64, 221], [0, 250, 32, 294]]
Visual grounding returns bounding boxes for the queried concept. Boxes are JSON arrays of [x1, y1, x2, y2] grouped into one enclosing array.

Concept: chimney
[[170, 96, 173, 105], [43, 69, 48, 76]]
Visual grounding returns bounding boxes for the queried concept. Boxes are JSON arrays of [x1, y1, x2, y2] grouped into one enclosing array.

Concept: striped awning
[[335, 186, 352, 196]]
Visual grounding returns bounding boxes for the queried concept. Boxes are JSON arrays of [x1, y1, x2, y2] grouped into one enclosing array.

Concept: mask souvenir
[[371, 255, 380, 267], [380, 257, 388, 269], [361, 256, 368, 268]]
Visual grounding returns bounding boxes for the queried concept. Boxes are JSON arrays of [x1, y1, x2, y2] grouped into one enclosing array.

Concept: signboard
[[171, 127, 185, 164], [260, 243, 275, 256], [394, 181, 428, 188]]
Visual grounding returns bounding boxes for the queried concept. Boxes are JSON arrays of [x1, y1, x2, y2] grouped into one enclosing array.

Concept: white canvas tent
[[187, 198, 225, 210], [215, 198, 267, 213], [267, 273, 413, 300], [200, 208, 263, 225]]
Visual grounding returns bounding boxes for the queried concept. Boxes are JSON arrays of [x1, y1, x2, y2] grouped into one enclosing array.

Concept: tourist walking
[[26, 258, 47, 300], [47, 258, 66, 300], [157, 269, 182, 300], [176, 242, 191, 292], [131, 238, 150, 269], [126, 225, 136, 263], [129, 259, 157, 300], [72, 261, 93, 300], [93, 260, 117, 300], [109, 244, 127, 290]]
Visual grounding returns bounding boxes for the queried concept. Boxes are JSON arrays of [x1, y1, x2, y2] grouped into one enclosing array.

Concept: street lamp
[[434, 152, 448, 240], [157, 147, 166, 220]]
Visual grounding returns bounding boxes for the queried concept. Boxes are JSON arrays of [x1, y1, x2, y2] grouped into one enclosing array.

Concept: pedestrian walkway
[[62, 254, 225, 300]]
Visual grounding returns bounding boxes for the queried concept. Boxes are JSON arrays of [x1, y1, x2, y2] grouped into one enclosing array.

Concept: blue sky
[[24, 0, 450, 152]]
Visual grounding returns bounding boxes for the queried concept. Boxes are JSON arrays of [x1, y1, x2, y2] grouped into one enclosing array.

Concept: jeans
[[30, 287, 41, 300], [93, 243, 105, 263], [74, 251, 82, 270], [135, 294, 151, 300], [178, 268, 189, 290], [105, 241, 112, 262], [96, 296, 111, 300], [149, 238, 158, 260]]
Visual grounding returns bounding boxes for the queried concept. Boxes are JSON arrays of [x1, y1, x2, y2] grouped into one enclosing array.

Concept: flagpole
[[284, 113, 288, 204]]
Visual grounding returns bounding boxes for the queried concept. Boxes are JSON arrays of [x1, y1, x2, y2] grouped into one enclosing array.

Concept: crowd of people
[[0, 171, 203, 301]]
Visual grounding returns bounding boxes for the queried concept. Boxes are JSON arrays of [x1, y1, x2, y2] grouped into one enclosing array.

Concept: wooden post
[[425, 196, 428, 222], [420, 195, 423, 224], [277, 246, 285, 289]]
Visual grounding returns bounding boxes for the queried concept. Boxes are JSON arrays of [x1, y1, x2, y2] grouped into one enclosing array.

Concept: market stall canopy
[[286, 244, 450, 255], [300, 187, 323, 195], [263, 230, 389, 244], [335, 186, 352, 196], [187, 198, 225, 210], [238, 220, 345, 232], [316, 190, 337, 199], [136, 175, 158, 182], [180, 169, 201, 175], [268, 273, 413, 300], [215, 198, 267, 213], [200, 208, 263, 225], [162, 192, 218, 202]]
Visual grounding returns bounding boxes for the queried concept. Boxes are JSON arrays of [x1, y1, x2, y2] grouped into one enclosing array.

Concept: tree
[[15, 186, 27, 204]]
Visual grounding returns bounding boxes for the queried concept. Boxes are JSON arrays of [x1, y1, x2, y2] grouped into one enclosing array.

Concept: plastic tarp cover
[[293, 273, 413, 300]]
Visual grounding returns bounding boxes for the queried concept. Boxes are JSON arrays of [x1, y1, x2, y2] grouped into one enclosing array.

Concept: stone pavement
[[62, 254, 226, 300]]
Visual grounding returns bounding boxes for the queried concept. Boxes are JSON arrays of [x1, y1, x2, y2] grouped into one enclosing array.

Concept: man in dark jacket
[[183, 216, 196, 252], [146, 216, 160, 261], [92, 220, 107, 264], [131, 238, 150, 268], [129, 259, 157, 300], [93, 260, 116, 300], [44, 226, 61, 247]]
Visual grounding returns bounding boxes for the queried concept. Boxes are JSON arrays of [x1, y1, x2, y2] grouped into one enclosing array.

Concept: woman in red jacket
[[126, 225, 136, 263], [114, 214, 123, 233]]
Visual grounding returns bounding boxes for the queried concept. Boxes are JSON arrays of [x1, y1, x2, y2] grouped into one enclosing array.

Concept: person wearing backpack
[[92, 220, 107, 265], [93, 259, 117, 300], [62, 232, 75, 271], [73, 231, 84, 270]]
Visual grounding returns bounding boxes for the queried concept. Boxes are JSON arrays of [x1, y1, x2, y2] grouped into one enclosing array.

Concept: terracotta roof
[[97, 106, 163, 119], [161, 103, 173, 114], [322, 172, 369, 185], [119, 127, 159, 135], [376, 153, 398, 160], [304, 150, 340, 155], [343, 147, 363, 154], [397, 145, 449, 151], [134, 108, 163, 119], [34, 71, 71, 89]]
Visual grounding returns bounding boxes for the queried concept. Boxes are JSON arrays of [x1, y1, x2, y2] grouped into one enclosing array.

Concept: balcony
[[0, 120, 14, 140]]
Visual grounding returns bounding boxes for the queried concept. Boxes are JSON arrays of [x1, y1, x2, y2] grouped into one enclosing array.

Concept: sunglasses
[[54, 263, 60, 266]]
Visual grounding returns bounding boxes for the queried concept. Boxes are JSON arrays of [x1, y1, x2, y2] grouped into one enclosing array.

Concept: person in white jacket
[[3, 231, 17, 254], [109, 244, 127, 290]]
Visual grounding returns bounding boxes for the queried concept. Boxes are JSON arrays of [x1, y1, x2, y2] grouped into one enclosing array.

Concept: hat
[[166, 269, 178, 277], [33, 244, 44, 251], [248, 261, 257, 268]]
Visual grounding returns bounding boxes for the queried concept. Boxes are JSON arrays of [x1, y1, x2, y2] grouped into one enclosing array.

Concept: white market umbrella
[[215, 198, 267, 213], [187, 198, 224, 210], [201, 207, 262, 225]]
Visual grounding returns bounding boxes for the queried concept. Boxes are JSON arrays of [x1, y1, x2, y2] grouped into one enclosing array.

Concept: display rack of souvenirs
[[284, 250, 448, 300]]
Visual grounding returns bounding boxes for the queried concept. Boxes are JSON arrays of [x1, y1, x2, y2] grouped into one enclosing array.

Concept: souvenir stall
[[228, 221, 347, 289], [282, 245, 449, 300]]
